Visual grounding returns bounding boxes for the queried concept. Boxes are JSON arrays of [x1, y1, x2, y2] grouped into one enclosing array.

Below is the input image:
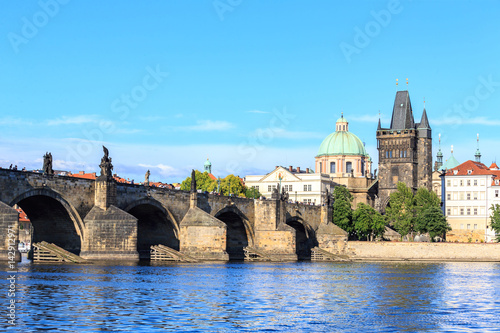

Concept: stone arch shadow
[[214, 205, 255, 260], [286, 216, 318, 260], [9, 188, 85, 254], [124, 198, 180, 259]]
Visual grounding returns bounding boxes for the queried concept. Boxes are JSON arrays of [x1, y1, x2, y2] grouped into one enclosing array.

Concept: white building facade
[[244, 166, 333, 205], [443, 160, 499, 242]]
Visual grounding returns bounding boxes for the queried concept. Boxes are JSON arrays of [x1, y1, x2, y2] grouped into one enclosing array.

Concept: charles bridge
[[0, 151, 347, 262]]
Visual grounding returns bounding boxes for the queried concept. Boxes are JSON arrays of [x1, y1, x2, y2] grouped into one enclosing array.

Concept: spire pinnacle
[[475, 133, 481, 162]]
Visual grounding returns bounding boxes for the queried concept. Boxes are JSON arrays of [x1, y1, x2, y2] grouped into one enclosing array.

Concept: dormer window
[[496, 180, 499, 185], [453, 170, 458, 175], [467, 170, 472, 175]]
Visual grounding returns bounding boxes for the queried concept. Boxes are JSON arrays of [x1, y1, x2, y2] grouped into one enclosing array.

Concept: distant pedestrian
[[13, 165, 17, 170], [9, 164, 12, 169]]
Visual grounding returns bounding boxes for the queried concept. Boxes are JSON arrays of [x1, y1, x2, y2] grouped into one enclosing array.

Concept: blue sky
[[1, 0, 500, 183]]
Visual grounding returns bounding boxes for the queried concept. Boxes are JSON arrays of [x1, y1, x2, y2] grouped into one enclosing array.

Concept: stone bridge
[[0, 168, 347, 262]]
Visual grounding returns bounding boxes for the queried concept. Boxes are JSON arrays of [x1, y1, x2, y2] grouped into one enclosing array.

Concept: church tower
[[376, 90, 432, 212]]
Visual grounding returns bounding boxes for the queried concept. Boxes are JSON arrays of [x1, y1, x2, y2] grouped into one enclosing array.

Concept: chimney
[[275, 166, 279, 169], [289, 166, 293, 172], [296, 167, 301, 173], [79, 171, 85, 175], [306, 168, 310, 173]]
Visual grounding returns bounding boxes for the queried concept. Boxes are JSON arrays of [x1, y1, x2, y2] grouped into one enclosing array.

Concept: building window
[[346, 162, 352, 174], [460, 180, 463, 186], [284, 185, 293, 192], [460, 192, 464, 200], [447, 180, 451, 187], [303, 199, 311, 204], [460, 208, 464, 215], [474, 208, 478, 215], [467, 208, 471, 215], [474, 179, 478, 186], [404, 150, 407, 158], [474, 224, 478, 230], [389, 151, 393, 158], [330, 162, 336, 173], [303, 185, 311, 192], [496, 190, 499, 198], [460, 224, 464, 229], [447, 193, 451, 200], [268, 185, 272, 192], [447, 208, 451, 215], [319, 162, 322, 173], [467, 193, 471, 200], [474, 192, 478, 200], [385, 151, 389, 159], [253, 186, 259, 191], [467, 224, 471, 229], [467, 180, 471, 186]]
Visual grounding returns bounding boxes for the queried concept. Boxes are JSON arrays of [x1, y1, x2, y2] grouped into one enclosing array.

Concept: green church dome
[[317, 130, 368, 157], [204, 159, 212, 167]]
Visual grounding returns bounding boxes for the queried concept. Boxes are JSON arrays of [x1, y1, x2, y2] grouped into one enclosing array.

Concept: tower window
[[389, 151, 393, 158]]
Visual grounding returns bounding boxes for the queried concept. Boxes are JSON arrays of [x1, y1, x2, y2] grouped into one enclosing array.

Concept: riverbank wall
[[346, 241, 500, 262]]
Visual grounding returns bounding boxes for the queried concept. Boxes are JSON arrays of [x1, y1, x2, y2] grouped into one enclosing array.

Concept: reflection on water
[[2, 260, 500, 332]]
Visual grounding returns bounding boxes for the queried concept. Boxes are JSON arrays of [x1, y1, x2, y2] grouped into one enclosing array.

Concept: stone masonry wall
[[347, 241, 500, 261]]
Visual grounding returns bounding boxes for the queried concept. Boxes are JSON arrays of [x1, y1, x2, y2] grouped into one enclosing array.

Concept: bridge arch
[[9, 188, 85, 254], [214, 205, 255, 260], [125, 198, 180, 259], [286, 217, 317, 260]]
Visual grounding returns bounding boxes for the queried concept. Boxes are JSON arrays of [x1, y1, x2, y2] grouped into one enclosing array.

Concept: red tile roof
[[208, 173, 217, 181], [16, 209, 30, 222], [70, 171, 97, 180], [445, 160, 493, 176], [490, 162, 499, 170]]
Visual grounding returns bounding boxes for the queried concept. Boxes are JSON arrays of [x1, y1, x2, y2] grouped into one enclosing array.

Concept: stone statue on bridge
[[42, 152, 54, 175], [145, 170, 150, 186], [190, 169, 196, 193], [98, 145, 113, 180]]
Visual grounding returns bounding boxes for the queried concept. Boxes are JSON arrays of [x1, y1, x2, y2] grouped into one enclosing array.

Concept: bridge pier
[[80, 177, 139, 261], [0, 202, 21, 262], [253, 199, 297, 261]]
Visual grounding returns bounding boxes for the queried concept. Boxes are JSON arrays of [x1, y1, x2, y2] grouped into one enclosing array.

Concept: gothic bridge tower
[[376, 90, 432, 212]]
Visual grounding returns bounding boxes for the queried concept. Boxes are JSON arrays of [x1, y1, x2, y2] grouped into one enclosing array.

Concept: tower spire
[[377, 110, 381, 130], [475, 133, 481, 163], [435, 133, 443, 170]]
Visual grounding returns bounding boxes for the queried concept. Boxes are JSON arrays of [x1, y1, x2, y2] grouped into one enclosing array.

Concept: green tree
[[180, 170, 217, 192], [353, 203, 386, 241], [489, 204, 500, 242], [245, 186, 261, 199], [414, 187, 441, 221], [415, 206, 451, 241], [386, 182, 415, 239], [332, 185, 354, 236], [221, 174, 245, 197]]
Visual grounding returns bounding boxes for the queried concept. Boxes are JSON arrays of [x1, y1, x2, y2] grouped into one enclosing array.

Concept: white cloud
[[247, 110, 270, 114], [0, 117, 34, 126], [138, 163, 180, 177], [432, 116, 500, 126], [47, 115, 99, 126], [179, 120, 235, 131]]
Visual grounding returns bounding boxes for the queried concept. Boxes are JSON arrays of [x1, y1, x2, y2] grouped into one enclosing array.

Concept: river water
[[2, 259, 500, 332]]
